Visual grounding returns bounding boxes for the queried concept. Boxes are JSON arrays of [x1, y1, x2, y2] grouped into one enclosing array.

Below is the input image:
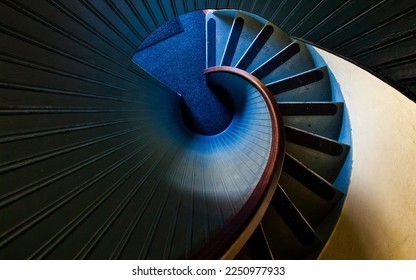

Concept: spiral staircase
[[208, 10, 352, 260], [136, 9, 351, 259], [0, 4, 355, 260]]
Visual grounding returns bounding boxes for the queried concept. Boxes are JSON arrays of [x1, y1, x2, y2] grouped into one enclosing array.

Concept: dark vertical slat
[[126, 0, 158, 34], [379, 61, 416, 87], [264, 0, 286, 23], [207, 0, 217, 9], [282, 0, 323, 33], [79, 0, 140, 51], [273, 0, 304, 26], [332, 5, 416, 53], [1, 0, 136, 71], [318, 0, 404, 49], [103, 0, 147, 43], [169, 0, 185, 16], [316, 0, 389, 46], [279, 0, 305, 28], [140, 0, 168, 27], [158, 0, 176, 21], [354, 35, 416, 63], [250, 0, 266, 16], [227, 0, 241, 9], [183, 0, 195, 12], [287, 0, 347, 37], [238, 1, 254, 12]]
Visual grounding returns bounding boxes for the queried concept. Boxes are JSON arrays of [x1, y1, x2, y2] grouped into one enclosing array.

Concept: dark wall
[[269, 0, 416, 101], [2, 0, 415, 100], [0, 0, 415, 259]]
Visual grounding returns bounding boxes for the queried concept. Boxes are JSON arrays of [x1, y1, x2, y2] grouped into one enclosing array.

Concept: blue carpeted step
[[133, 11, 234, 135], [138, 17, 184, 51]]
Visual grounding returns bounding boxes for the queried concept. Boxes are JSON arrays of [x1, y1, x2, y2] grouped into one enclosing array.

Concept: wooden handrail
[[192, 66, 285, 259]]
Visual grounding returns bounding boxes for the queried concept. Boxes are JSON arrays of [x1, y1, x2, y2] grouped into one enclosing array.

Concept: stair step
[[221, 16, 245, 66], [285, 126, 350, 182], [237, 13, 293, 73], [258, 40, 316, 84], [285, 125, 347, 157], [226, 12, 269, 67], [271, 186, 319, 246], [251, 41, 301, 80], [206, 18, 216, 67], [280, 153, 344, 227], [243, 223, 274, 260], [271, 69, 325, 93], [282, 153, 343, 199], [207, 10, 236, 67], [235, 24, 274, 70], [267, 66, 332, 102], [279, 102, 344, 140], [280, 102, 340, 116], [261, 201, 323, 260]]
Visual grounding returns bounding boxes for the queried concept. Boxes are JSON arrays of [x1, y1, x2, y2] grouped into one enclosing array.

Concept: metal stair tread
[[278, 102, 344, 140], [267, 66, 332, 102]]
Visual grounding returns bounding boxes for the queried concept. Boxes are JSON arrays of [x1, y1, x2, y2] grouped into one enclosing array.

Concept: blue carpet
[[138, 18, 184, 51], [132, 11, 234, 135]]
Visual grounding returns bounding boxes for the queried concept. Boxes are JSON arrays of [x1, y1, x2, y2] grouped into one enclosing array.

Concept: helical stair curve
[[0, 6, 351, 260], [204, 10, 351, 259]]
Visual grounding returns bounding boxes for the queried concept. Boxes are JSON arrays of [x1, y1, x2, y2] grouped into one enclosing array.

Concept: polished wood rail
[[192, 66, 285, 259]]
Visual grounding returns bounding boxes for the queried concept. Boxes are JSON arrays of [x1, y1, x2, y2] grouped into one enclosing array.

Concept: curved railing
[[193, 66, 285, 259]]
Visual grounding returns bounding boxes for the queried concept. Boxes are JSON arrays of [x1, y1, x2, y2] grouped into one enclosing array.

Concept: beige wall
[[315, 48, 416, 259]]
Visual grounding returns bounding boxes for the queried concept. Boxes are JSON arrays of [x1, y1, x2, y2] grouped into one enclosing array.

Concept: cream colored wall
[[315, 48, 416, 259]]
